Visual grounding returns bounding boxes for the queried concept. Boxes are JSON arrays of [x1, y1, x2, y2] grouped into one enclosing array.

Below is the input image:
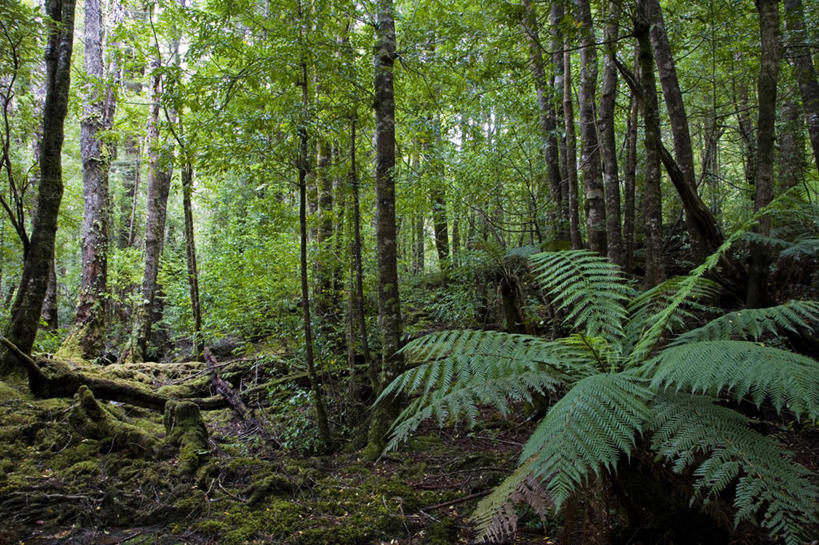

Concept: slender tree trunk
[[2, 0, 75, 376], [623, 94, 638, 273], [60, 0, 113, 360], [315, 138, 337, 333], [599, 0, 623, 265], [349, 116, 373, 385], [575, 0, 606, 254], [412, 213, 424, 274], [297, 48, 331, 451], [637, 0, 665, 288], [521, 0, 564, 239], [181, 162, 202, 359], [784, 0, 819, 168], [124, 55, 171, 363], [563, 49, 582, 250], [431, 187, 449, 267], [550, 1, 570, 234], [367, 0, 403, 458], [747, 0, 780, 308]]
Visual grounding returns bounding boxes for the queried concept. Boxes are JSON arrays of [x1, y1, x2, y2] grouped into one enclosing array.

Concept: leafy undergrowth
[[0, 377, 555, 545]]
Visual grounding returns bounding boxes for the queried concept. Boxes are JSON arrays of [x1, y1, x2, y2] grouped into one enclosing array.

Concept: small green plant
[[379, 249, 819, 544], [267, 385, 322, 454]]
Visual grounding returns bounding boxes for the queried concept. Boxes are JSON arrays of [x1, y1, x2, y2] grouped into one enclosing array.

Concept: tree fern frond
[[672, 301, 819, 345], [520, 373, 652, 508], [645, 340, 819, 419], [529, 250, 629, 344], [650, 394, 819, 545], [623, 276, 720, 354], [379, 330, 598, 405], [472, 458, 555, 543]]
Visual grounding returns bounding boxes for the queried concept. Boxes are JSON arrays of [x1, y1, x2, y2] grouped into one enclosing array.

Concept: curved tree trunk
[[1, 0, 75, 376], [646, 0, 723, 262]]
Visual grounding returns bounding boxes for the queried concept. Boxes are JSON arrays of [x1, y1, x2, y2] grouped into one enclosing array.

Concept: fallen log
[[1, 335, 226, 411]]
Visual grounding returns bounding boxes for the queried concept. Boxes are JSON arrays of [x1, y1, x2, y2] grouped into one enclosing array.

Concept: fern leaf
[[645, 340, 819, 420], [649, 394, 819, 545], [529, 250, 629, 344], [520, 373, 652, 508], [672, 301, 819, 345], [472, 458, 555, 543]]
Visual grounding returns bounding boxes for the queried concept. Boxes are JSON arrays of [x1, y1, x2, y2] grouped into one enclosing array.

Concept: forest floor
[[0, 359, 554, 545]]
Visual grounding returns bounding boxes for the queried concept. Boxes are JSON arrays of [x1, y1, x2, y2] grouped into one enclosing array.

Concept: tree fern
[[646, 341, 819, 420], [530, 250, 629, 345], [380, 226, 819, 543], [519, 373, 652, 508], [650, 394, 819, 545]]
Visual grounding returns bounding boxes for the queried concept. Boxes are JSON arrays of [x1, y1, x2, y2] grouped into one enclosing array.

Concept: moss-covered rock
[[164, 399, 208, 475]]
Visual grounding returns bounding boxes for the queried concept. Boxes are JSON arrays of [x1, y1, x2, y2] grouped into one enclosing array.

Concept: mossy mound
[[164, 399, 209, 474]]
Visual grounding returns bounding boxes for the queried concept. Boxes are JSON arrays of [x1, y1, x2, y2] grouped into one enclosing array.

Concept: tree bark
[[41, 256, 58, 331], [1, 0, 75, 376], [636, 0, 665, 288], [747, 0, 779, 308], [563, 49, 582, 250], [779, 100, 806, 191], [521, 0, 564, 240], [574, 0, 606, 254], [599, 0, 623, 265], [367, 0, 403, 458], [784, 0, 819, 169], [60, 0, 114, 360]]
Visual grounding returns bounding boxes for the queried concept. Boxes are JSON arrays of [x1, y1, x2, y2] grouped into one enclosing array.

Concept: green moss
[[245, 474, 295, 505], [164, 400, 209, 474], [423, 518, 458, 544]]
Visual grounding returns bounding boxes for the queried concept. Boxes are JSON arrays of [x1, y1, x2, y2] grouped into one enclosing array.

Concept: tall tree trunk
[[60, 0, 114, 360], [181, 162, 202, 359], [2, 0, 75, 376], [349, 116, 373, 385], [637, 0, 665, 288], [367, 0, 403, 458], [623, 94, 638, 273], [297, 32, 331, 450], [123, 56, 171, 363], [747, 0, 780, 308], [599, 0, 623, 265], [315, 138, 336, 330], [412, 213, 424, 274], [521, 0, 564, 239], [784, 0, 819, 168], [646, 0, 724, 263], [574, 0, 606, 254], [563, 49, 582, 250], [550, 1, 570, 234]]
